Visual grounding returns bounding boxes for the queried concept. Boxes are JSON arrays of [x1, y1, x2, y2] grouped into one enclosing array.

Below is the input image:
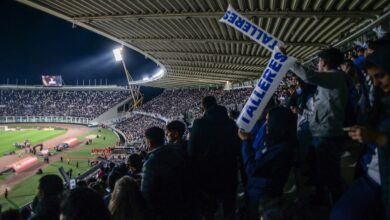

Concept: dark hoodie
[[242, 107, 296, 199], [30, 195, 61, 220], [141, 143, 191, 219], [188, 105, 241, 193]]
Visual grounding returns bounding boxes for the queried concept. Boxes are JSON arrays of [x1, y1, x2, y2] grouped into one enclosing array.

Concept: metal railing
[[0, 84, 130, 91], [0, 116, 91, 124]]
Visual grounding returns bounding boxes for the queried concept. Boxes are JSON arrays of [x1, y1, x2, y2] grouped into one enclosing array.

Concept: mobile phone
[[69, 179, 76, 189]]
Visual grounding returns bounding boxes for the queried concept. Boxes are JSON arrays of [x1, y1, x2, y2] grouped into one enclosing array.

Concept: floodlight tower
[[113, 47, 143, 109]]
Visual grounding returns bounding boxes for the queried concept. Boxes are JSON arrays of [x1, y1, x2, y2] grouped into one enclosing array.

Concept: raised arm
[[290, 62, 343, 89]]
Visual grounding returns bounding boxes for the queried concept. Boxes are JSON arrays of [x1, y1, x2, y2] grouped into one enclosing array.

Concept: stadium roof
[[18, 0, 389, 89]]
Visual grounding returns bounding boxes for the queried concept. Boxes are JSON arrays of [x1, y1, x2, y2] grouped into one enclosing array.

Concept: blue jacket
[[353, 55, 366, 70], [242, 139, 293, 198], [252, 122, 266, 160]]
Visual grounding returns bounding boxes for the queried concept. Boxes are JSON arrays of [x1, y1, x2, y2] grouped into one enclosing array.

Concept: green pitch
[[0, 128, 118, 210], [0, 129, 67, 155]]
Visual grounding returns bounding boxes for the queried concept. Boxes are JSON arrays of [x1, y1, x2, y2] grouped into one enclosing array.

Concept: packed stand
[[114, 114, 166, 143], [139, 87, 252, 120], [0, 89, 131, 119]]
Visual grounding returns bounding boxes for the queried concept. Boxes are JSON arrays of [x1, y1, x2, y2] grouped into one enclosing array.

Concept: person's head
[[357, 47, 365, 56], [341, 59, 352, 72], [37, 174, 63, 200], [366, 39, 390, 56], [109, 176, 146, 220], [166, 120, 186, 143], [144, 127, 165, 150], [116, 163, 129, 176], [201, 96, 217, 112], [317, 47, 344, 71], [60, 188, 111, 220], [291, 75, 300, 87], [107, 170, 123, 192], [365, 44, 390, 93], [346, 51, 353, 60], [127, 154, 143, 173], [341, 60, 361, 85], [265, 107, 296, 145]]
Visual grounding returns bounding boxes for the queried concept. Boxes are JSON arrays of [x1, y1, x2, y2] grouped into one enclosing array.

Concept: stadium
[[0, 0, 389, 220]]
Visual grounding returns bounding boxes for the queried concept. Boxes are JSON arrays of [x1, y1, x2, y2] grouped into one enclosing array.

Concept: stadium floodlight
[[112, 46, 139, 108], [112, 48, 123, 62]]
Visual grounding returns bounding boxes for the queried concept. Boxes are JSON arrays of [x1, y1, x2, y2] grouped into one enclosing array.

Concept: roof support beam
[[168, 69, 255, 79], [145, 80, 220, 88], [168, 71, 253, 80], [73, 10, 379, 21], [161, 59, 263, 69], [167, 66, 261, 77], [303, 9, 390, 64], [145, 50, 270, 59], [163, 76, 227, 83], [121, 38, 327, 47]]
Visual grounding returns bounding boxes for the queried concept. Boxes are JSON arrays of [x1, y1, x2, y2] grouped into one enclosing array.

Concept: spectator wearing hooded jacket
[[290, 48, 348, 204], [188, 96, 241, 220]]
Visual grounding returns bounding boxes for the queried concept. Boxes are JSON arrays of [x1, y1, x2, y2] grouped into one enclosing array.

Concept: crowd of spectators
[[137, 75, 301, 123], [114, 114, 165, 143], [115, 88, 254, 144], [0, 89, 131, 119], [115, 76, 297, 145], [139, 87, 252, 120], [2, 32, 390, 220]]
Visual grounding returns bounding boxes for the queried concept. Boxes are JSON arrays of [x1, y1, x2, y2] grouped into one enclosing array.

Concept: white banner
[[219, 4, 284, 52], [236, 47, 296, 132]]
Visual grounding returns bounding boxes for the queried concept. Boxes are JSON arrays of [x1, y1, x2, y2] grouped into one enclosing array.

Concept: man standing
[[4, 188, 8, 199], [331, 44, 390, 220], [141, 127, 190, 220], [188, 96, 241, 219], [290, 48, 348, 204]]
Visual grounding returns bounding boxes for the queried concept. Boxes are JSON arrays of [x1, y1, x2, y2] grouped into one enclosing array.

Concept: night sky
[[0, 1, 163, 99]]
